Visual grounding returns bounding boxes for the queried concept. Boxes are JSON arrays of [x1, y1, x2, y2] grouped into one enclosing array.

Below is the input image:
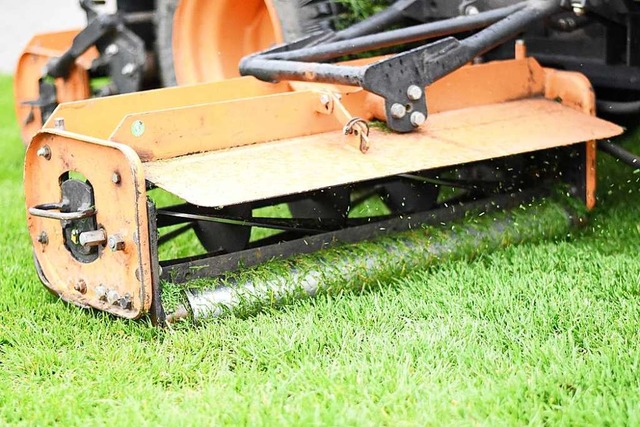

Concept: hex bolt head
[[74, 279, 87, 294], [108, 234, 125, 252], [320, 94, 331, 107], [112, 172, 121, 184], [36, 145, 51, 160], [70, 229, 80, 244], [410, 111, 427, 127], [106, 289, 120, 305], [105, 44, 119, 56], [121, 63, 136, 76], [390, 103, 407, 119], [407, 85, 423, 101], [54, 118, 65, 130], [37, 231, 49, 245], [95, 284, 108, 301]]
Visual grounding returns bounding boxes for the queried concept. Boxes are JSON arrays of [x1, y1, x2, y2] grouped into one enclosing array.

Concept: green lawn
[[1, 74, 640, 425]]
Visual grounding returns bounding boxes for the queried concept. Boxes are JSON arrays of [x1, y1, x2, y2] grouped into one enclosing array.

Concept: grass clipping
[[162, 194, 583, 322]]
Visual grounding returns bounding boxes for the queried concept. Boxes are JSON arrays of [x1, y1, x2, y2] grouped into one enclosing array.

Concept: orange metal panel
[[44, 77, 290, 140], [109, 90, 351, 161], [143, 98, 623, 208], [14, 30, 96, 144], [172, 0, 283, 84], [24, 130, 151, 318]]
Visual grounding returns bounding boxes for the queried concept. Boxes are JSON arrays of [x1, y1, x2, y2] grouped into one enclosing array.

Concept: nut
[[407, 85, 423, 101], [320, 94, 331, 107], [106, 289, 120, 305], [390, 103, 407, 119]]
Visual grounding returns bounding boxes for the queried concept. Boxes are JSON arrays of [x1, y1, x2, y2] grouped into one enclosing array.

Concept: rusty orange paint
[[172, 0, 283, 84], [14, 30, 97, 144], [24, 130, 151, 318]]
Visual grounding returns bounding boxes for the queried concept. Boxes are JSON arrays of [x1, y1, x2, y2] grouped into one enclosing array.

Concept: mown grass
[[1, 71, 640, 426]]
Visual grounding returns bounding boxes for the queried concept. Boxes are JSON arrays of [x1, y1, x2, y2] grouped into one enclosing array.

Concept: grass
[[2, 71, 640, 426]]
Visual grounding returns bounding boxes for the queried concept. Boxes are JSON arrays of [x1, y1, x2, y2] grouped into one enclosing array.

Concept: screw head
[[410, 111, 427, 127], [390, 103, 407, 119], [407, 85, 423, 101], [36, 145, 51, 160], [112, 172, 121, 184]]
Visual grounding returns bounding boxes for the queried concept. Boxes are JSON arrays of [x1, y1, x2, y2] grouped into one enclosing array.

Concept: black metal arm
[[240, 0, 564, 133]]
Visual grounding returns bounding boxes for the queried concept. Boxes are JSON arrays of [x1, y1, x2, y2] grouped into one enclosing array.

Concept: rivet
[[112, 172, 121, 184], [130, 120, 145, 137]]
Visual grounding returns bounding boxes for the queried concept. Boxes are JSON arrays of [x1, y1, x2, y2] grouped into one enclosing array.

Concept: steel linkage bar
[[240, 0, 563, 133]]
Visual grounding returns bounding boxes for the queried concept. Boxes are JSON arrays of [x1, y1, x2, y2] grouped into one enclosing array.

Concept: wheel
[[193, 205, 253, 254], [155, 0, 338, 86], [379, 178, 439, 214]]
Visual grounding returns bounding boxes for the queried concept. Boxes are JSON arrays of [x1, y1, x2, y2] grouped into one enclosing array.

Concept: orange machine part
[[172, 0, 283, 84], [24, 131, 152, 319], [14, 30, 97, 145]]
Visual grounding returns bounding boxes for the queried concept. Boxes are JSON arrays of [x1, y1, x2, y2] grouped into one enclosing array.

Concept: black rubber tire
[[155, 0, 338, 87]]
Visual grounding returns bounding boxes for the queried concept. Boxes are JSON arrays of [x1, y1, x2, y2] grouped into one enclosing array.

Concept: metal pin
[[79, 229, 107, 248]]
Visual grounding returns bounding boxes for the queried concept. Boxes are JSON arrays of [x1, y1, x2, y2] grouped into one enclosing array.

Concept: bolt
[[573, 6, 585, 15], [410, 111, 427, 127], [106, 289, 120, 305], [37, 231, 48, 245], [70, 229, 80, 244], [36, 145, 51, 160], [95, 284, 108, 301], [121, 63, 136, 76], [320, 94, 331, 108], [407, 85, 423, 101], [390, 103, 407, 119], [54, 117, 65, 130], [108, 234, 125, 252], [74, 279, 87, 294], [112, 172, 121, 184], [105, 44, 119, 56], [465, 5, 480, 15], [118, 293, 132, 310], [79, 229, 107, 248]]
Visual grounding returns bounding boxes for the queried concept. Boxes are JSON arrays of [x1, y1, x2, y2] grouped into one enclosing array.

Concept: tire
[[155, 0, 338, 87]]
